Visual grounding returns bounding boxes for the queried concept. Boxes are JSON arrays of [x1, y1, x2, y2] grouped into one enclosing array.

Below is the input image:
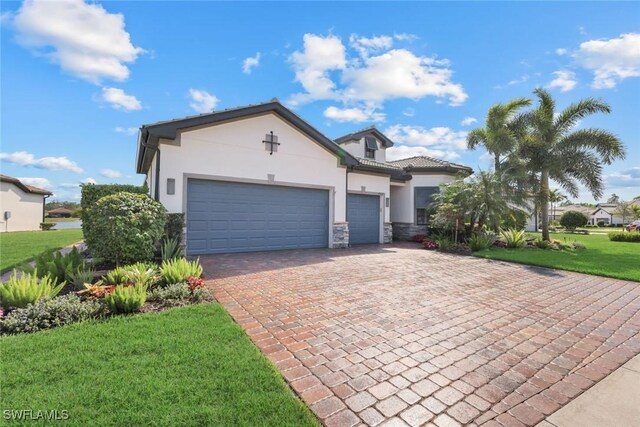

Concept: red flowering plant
[[422, 239, 438, 250], [186, 276, 205, 292]]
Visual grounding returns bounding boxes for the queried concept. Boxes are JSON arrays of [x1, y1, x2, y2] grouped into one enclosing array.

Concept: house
[[135, 100, 471, 255], [46, 207, 74, 218], [0, 174, 52, 232], [548, 204, 593, 222], [590, 203, 624, 226]]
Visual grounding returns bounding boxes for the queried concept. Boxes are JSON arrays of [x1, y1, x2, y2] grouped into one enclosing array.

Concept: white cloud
[[242, 52, 261, 74], [59, 183, 80, 189], [0, 151, 83, 173], [384, 124, 468, 150], [607, 167, 640, 188], [403, 108, 415, 117], [17, 177, 53, 190], [386, 145, 460, 161], [188, 89, 219, 113], [288, 33, 467, 107], [460, 116, 477, 126], [573, 33, 640, 89], [83, 177, 97, 184], [393, 33, 418, 42], [495, 74, 529, 89], [289, 34, 347, 105], [115, 126, 137, 135], [555, 48, 568, 56], [349, 34, 393, 58], [547, 70, 577, 92], [101, 87, 141, 111], [100, 168, 121, 178], [13, 0, 143, 83], [323, 105, 385, 123]]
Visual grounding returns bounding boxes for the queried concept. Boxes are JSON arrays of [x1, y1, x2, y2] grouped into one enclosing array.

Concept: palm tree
[[518, 88, 626, 240], [549, 189, 566, 222], [467, 97, 532, 174]]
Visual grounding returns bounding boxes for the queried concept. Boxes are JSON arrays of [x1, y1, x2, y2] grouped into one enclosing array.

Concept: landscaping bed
[[1, 304, 318, 426]]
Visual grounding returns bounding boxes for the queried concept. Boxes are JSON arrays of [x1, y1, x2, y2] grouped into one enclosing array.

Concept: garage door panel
[[187, 179, 329, 254], [347, 194, 380, 245]]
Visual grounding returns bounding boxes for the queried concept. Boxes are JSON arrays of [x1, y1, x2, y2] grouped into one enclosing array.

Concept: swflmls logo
[[3, 409, 69, 420]]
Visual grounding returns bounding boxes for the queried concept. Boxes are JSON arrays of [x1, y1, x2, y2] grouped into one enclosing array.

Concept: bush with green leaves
[[560, 211, 589, 231], [69, 262, 95, 290], [165, 213, 185, 244], [431, 233, 453, 251], [147, 283, 192, 306], [22, 247, 84, 284], [104, 284, 147, 314], [0, 294, 105, 335], [84, 192, 167, 265], [597, 220, 606, 227], [0, 271, 64, 309], [160, 258, 203, 284], [467, 232, 497, 252], [608, 232, 640, 242], [40, 222, 55, 231], [534, 238, 552, 249], [499, 228, 527, 248]]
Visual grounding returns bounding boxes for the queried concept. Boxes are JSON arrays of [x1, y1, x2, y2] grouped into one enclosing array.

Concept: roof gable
[[136, 100, 358, 173], [335, 127, 394, 147], [0, 174, 52, 195]]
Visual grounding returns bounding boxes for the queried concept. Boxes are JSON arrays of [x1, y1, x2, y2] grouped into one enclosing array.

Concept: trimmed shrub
[[84, 192, 167, 265], [609, 232, 640, 242], [40, 223, 55, 231], [597, 220, 606, 227], [0, 294, 105, 334], [560, 211, 589, 231], [165, 213, 185, 244], [0, 271, 64, 309]]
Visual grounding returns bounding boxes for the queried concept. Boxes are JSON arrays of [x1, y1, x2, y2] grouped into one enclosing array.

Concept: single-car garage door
[[187, 179, 329, 254], [347, 194, 380, 244]]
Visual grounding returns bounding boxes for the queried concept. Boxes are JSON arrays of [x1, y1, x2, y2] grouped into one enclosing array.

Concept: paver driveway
[[204, 244, 640, 426]]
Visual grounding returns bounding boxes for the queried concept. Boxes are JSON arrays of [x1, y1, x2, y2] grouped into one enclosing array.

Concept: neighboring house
[[135, 100, 471, 255], [46, 207, 74, 218], [0, 174, 52, 232], [590, 203, 625, 226], [548, 204, 593, 222]]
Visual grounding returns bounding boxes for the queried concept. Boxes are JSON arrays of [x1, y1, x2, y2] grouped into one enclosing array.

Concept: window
[[414, 187, 439, 225], [364, 136, 377, 159], [166, 178, 175, 195]]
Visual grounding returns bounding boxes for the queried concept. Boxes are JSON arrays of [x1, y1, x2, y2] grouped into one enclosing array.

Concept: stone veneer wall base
[[332, 222, 349, 248], [392, 222, 428, 241], [383, 223, 393, 244]]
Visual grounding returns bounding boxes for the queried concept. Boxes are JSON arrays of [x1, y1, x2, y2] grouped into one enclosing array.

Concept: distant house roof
[[0, 174, 52, 196], [335, 126, 394, 147], [388, 156, 473, 175], [136, 99, 359, 173]]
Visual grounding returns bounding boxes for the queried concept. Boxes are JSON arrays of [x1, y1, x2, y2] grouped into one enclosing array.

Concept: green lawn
[[475, 232, 640, 282], [1, 304, 318, 426], [0, 229, 84, 272]]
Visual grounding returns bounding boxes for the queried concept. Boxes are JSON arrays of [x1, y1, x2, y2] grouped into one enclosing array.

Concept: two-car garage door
[[187, 179, 329, 255]]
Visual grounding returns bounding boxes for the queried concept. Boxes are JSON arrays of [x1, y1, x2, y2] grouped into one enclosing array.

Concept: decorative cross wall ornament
[[262, 131, 280, 155]]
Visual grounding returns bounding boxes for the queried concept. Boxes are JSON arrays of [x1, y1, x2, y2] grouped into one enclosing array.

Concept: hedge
[[608, 232, 640, 242], [165, 213, 185, 244]]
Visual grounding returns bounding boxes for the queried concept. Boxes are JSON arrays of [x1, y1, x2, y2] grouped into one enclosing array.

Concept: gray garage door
[[187, 179, 329, 255], [347, 194, 380, 245]]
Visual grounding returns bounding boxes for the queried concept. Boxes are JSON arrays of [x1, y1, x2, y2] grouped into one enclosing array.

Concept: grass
[[475, 232, 640, 282], [44, 217, 81, 223], [0, 229, 84, 273], [1, 304, 318, 426]]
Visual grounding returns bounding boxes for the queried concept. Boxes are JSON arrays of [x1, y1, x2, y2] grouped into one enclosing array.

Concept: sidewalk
[[537, 354, 640, 427]]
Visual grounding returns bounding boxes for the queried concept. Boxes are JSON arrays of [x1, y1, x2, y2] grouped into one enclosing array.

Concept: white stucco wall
[[156, 113, 348, 224], [389, 173, 457, 224], [0, 182, 45, 232], [341, 137, 386, 163]]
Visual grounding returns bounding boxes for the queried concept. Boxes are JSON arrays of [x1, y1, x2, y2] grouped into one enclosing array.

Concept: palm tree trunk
[[540, 169, 550, 241]]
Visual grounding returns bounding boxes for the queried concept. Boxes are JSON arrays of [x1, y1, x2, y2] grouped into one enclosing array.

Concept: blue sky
[[1, 1, 639, 202]]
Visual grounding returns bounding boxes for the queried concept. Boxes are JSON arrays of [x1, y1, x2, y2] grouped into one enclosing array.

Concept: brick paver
[[205, 243, 640, 426]]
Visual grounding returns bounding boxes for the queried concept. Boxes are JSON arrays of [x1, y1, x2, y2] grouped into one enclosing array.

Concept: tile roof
[[387, 156, 473, 173], [0, 174, 52, 195]]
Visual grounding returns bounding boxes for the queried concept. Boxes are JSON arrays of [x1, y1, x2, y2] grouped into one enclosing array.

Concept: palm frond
[[554, 98, 611, 134], [559, 128, 626, 164], [467, 128, 487, 150], [556, 150, 605, 199], [533, 88, 556, 123]]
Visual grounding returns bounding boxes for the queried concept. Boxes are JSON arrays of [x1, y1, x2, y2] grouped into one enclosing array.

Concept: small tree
[[84, 192, 166, 265], [615, 200, 635, 226], [560, 210, 589, 231]]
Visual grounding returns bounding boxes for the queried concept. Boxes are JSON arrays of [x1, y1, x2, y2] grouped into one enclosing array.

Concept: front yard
[[0, 229, 84, 272], [474, 232, 640, 282], [1, 304, 318, 426]]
